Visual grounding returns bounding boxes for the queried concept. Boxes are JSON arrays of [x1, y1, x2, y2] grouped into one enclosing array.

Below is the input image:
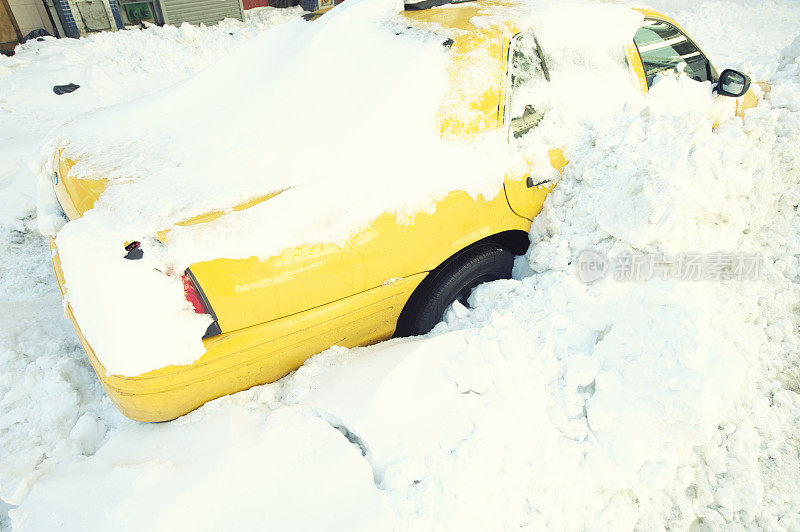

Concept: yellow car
[[50, 0, 758, 421]]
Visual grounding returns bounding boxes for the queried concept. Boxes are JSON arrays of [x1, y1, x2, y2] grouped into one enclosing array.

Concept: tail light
[[182, 271, 210, 314], [181, 269, 221, 338]]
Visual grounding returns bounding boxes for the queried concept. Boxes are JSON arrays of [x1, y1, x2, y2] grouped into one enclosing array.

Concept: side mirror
[[716, 69, 751, 97]]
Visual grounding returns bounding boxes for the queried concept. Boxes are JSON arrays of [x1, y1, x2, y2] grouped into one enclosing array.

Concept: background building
[[1, 0, 262, 54]]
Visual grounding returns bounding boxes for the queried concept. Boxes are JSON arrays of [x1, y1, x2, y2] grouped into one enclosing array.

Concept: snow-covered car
[[48, 0, 760, 421]]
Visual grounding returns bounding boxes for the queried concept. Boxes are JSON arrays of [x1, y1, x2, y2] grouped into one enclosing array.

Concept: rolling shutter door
[[159, 0, 243, 26]]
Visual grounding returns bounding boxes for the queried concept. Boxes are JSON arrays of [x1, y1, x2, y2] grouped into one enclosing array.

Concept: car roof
[[305, 0, 676, 139]]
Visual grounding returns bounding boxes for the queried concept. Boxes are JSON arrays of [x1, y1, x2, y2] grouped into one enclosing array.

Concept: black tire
[[395, 243, 515, 337]]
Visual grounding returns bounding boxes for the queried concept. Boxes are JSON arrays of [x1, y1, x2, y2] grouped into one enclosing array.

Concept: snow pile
[[0, 217, 128, 524], [263, 61, 800, 529], [1, 6, 301, 517], [10, 406, 392, 531], [437, 38, 800, 528], [0, 6, 301, 234], [2, 1, 800, 530]]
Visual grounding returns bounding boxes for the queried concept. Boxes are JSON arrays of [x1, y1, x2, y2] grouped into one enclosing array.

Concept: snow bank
[[266, 59, 794, 526], [3, 1, 800, 530], [1, 5, 300, 510], [10, 405, 392, 531], [0, 8, 300, 234]]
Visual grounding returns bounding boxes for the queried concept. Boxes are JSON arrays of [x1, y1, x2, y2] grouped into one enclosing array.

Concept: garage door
[[159, 0, 243, 26]]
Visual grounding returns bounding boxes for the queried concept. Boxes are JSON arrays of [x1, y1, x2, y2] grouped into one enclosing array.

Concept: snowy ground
[[1, 1, 800, 530]]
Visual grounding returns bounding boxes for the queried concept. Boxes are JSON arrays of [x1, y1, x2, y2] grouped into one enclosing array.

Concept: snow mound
[[17, 27, 800, 532], [10, 406, 392, 531], [0, 5, 299, 510], [0, 3, 300, 234], [3, 1, 800, 531]]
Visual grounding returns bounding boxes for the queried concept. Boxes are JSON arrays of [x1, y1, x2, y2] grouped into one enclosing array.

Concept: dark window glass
[[634, 19, 713, 87]]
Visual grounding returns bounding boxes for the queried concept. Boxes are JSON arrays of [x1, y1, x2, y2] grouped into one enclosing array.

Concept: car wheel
[[395, 243, 515, 337]]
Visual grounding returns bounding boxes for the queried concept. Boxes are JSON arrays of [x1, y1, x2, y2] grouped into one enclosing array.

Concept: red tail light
[[182, 271, 210, 314], [181, 269, 221, 338]]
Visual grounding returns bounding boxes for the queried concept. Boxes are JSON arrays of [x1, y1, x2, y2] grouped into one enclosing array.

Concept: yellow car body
[[50, 1, 759, 421]]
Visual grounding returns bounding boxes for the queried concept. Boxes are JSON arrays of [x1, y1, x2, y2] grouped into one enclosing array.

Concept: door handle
[[526, 176, 552, 188]]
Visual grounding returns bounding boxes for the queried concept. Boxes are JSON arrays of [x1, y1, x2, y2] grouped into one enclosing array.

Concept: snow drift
[[2, 0, 799, 530]]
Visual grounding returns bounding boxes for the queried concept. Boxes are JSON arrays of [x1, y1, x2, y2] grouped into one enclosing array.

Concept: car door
[[630, 15, 758, 119], [633, 17, 717, 87], [502, 31, 565, 220]]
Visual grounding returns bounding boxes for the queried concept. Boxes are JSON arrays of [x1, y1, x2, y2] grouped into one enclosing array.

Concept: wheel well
[[482, 229, 530, 256], [393, 230, 529, 337]]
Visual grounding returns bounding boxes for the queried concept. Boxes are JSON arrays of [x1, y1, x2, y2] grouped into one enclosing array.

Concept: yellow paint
[[735, 87, 759, 118], [53, 153, 107, 220], [191, 189, 530, 334], [626, 43, 649, 94], [631, 7, 679, 28], [401, 0, 521, 138], [503, 148, 565, 219], [155, 189, 288, 242]]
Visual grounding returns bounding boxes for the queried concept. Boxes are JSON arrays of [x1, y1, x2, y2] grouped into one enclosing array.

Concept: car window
[[634, 19, 715, 88], [506, 32, 549, 139]]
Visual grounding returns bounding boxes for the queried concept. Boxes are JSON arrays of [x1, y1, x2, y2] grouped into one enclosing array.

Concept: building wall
[[7, 0, 54, 36], [8, 0, 243, 41], [50, 0, 121, 37]]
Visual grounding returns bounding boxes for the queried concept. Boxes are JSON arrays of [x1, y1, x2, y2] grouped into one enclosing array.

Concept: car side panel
[[735, 87, 760, 117], [629, 12, 761, 121], [502, 149, 565, 220], [190, 188, 531, 334]]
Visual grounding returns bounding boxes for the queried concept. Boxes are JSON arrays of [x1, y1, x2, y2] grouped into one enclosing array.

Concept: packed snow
[[1, 0, 800, 531]]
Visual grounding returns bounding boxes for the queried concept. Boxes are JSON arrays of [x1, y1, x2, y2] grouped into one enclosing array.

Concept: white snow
[[11, 406, 392, 531], [1, 0, 799, 530], [54, 229, 213, 376]]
